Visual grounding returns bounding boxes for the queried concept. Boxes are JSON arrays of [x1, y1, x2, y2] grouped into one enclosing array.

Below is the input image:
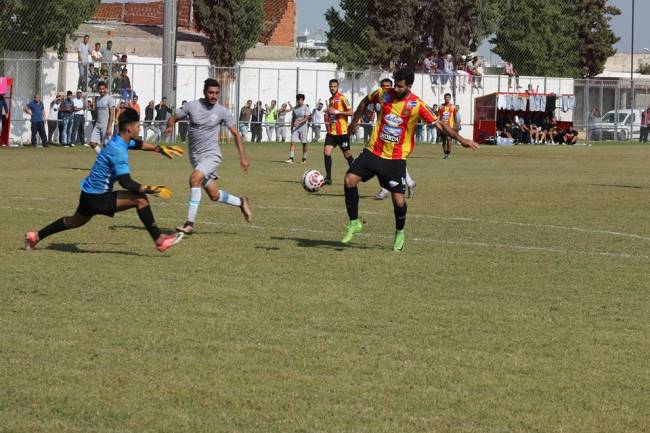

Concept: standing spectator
[[100, 41, 116, 88], [128, 94, 141, 115], [144, 100, 156, 142], [276, 101, 292, 142], [119, 68, 132, 101], [77, 35, 90, 91], [23, 95, 48, 147], [588, 107, 601, 124], [504, 62, 520, 89], [640, 106, 650, 143], [311, 101, 325, 142], [89, 81, 114, 154], [426, 103, 438, 143], [238, 99, 253, 140], [264, 100, 277, 141], [442, 54, 454, 86], [87, 64, 101, 92], [361, 101, 375, 144], [71, 90, 86, 145], [47, 94, 62, 145], [59, 90, 74, 147], [85, 98, 95, 145], [435, 55, 445, 85], [178, 100, 189, 141], [468, 56, 483, 89], [423, 52, 438, 85], [251, 101, 264, 143], [154, 97, 173, 141], [90, 42, 102, 69], [0, 92, 8, 141]]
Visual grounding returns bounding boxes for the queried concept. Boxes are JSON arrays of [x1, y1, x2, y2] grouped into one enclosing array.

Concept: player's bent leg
[[204, 181, 252, 223], [286, 143, 296, 163], [342, 173, 363, 244], [25, 212, 93, 250], [391, 192, 407, 252], [176, 170, 206, 234]]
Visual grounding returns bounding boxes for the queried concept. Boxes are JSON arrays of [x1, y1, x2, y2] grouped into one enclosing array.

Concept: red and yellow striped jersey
[[438, 103, 457, 128], [366, 88, 438, 160], [325, 92, 351, 135]]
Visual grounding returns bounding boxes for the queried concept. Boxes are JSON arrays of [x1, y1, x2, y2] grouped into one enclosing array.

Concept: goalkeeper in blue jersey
[[25, 108, 185, 253]]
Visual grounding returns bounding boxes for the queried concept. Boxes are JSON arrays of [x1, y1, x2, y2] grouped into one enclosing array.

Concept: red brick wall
[[92, 0, 295, 47]]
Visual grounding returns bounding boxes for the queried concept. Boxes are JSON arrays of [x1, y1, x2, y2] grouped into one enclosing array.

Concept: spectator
[[423, 52, 437, 85], [178, 100, 188, 141], [23, 95, 48, 147], [0, 92, 8, 141], [264, 100, 277, 141], [47, 94, 62, 145], [561, 126, 579, 145], [504, 62, 520, 89], [100, 40, 115, 67], [154, 97, 173, 141], [87, 64, 101, 92], [77, 34, 90, 91], [144, 100, 156, 141], [361, 101, 375, 144], [251, 101, 264, 143], [128, 94, 141, 115], [512, 113, 525, 144], [311, 101, 325, 142], [435, 54, 445, 85], [442, 54, 454, 86], [640, 106, 650, 143], [588, 107, 601, 125], [85, 98, 95, 145], [119, 68, 132, 101], [276, 101, 292, 142], [455, 62, 470, 93], [239, 99, 253, 140], [426, 103, 438, 143], [91, 42, 102, 69], [71, 90, 86, 145], [468, 56, 482, 89]]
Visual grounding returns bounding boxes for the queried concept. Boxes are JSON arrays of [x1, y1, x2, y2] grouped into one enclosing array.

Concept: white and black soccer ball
[[301, 169, 325, 193]]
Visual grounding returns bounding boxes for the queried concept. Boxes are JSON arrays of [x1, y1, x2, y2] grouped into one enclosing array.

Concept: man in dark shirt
[[250, 101, 265, 143], [23, 95, 48, 147], [154, 97, 173, 141], [178, 100, 189, 142], [239, 99, 253, 141]]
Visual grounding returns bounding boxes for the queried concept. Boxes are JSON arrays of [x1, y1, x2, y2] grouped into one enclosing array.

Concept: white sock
[[289, 150, 295, 159], [187, 187, 202, 223], [405, 168, 415, 187], [218, 190, 242, 207], [94, 145, 101, 155], [302, 152, 307, 160]]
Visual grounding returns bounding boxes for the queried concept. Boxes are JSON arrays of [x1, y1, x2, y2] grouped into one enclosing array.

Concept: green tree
[[193, 0, 263, 67], [321, 0, 371, 70], [491, 0, 581, 77], [576, 0, 620, 78], [365, 0, 419, 69]]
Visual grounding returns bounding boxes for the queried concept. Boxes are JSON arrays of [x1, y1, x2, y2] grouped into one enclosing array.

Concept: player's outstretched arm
[[349, 96, 370, 133], [435, 121, 480, 149], [228, 125, 249, 174], [117, 174, 172, 199]]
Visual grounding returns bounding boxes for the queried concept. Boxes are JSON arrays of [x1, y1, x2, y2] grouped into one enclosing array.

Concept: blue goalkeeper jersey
[[81, 135, 139, 194]]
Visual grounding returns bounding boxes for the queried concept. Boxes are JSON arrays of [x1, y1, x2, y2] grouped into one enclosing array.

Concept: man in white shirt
[[77, 35, 90, 92], [47, 94, 62, 144], [91, 42, 103, 69], [71, 90, 86, 145], [311, 101, 325, 142]]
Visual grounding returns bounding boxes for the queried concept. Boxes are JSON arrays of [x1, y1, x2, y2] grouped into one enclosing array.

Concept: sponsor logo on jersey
[[379, 132, 400, 143], [408, 101, 417, 107], [381, 125, 402, 136], [384, 114, 403, 127]]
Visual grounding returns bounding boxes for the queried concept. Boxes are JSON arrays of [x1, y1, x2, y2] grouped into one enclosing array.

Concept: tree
[[575, 0, 620, 78], [321, 0, 371, 70], [491, 0, 581, 77], [193, 0, 263, 67], [0, 0, 99, 58]]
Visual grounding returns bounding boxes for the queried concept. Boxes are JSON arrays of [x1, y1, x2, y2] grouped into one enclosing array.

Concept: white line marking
[[3, 204, 648, 260]]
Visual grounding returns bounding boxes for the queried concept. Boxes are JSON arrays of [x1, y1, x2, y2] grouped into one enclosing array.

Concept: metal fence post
[[296, 67, 300, 95], [236, 64, 241, 131], [614, 80, 620, 140]]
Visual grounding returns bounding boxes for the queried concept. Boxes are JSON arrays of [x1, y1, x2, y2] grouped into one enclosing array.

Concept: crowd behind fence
[[1, 57, 650, 146]]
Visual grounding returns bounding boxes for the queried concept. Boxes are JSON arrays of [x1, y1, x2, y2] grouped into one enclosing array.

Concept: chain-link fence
[[3, 55, 650, 146]]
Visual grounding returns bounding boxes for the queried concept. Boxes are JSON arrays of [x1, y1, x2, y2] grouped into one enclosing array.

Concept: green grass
[[1, 141, 649, 433]]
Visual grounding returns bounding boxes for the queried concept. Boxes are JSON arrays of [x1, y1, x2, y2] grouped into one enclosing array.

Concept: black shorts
[[325, 133, 350, 151], [76, 191, 118, 217], [348, 150, 406, 194]]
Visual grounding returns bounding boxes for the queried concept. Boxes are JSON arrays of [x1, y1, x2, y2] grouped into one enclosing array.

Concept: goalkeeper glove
[[156, 145, 184, 159], [144, 185, 173, 200]]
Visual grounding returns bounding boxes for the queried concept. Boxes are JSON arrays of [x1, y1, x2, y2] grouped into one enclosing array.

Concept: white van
[[588, 109, 642, 141]]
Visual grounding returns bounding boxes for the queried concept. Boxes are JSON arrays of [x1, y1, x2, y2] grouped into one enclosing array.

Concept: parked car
[[588, 109, 642, 141]]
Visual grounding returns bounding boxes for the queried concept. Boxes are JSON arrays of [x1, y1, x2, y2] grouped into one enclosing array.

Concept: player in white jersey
[[165, 78, 251, 235]]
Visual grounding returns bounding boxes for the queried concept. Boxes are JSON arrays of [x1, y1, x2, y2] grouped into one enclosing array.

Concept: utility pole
[[162, 0, 178, 110], [630, 0, 635, 139]]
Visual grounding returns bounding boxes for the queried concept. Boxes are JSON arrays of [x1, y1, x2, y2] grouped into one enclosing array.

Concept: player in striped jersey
[[344, 68, 479, 251], [438, 93, 457, 159], [323, 79, 354, 185]]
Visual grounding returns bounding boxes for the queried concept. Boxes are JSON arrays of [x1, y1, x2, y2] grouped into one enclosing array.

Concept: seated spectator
[[504, 62, 520, 89], [561, 126, 579, 145], [119, 68, 133, 101]]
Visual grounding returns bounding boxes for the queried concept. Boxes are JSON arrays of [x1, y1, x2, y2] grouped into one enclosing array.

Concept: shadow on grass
[[58, 167, 91, 171], [270, 236, 376, 251], [45, 243, 146, 257], [590, 183, 645, 189], [255, 246, 281, 251], [108, 224, 237, 237]]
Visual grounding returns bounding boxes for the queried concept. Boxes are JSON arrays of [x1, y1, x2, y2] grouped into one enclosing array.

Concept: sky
[[296, 0, 650, 53]]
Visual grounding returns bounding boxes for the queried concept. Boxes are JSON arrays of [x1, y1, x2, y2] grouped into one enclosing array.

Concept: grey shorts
[[291, 129, 308, 143], [191, 153, 222, 185], [90, 124, 107, 144]]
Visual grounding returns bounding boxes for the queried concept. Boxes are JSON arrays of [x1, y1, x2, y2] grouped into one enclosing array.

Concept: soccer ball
[[301, 169, 325, 193]]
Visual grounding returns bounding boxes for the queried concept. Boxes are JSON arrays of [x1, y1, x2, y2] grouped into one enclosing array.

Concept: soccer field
[[1, 142, 649, 432]]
